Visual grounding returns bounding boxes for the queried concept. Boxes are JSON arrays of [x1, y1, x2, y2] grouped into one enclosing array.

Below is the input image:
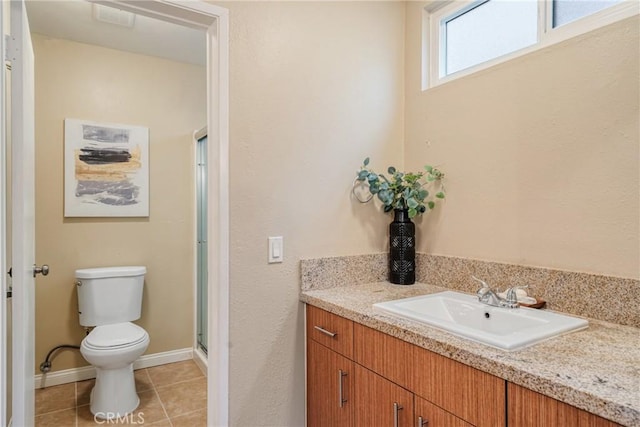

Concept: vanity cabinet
[[306, 304, 622, 427], [307, 305, 496, 426], [507, 383, 622, 427]]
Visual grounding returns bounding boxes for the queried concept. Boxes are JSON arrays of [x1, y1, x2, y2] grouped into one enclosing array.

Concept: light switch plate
[[268, 236, 283, 263]]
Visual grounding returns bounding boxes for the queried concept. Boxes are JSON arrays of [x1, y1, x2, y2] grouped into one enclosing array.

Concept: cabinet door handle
[[417, 416, 429, 427], [314, 325, 337, 337], [393, 402, 403, 427], [338, 369, 347, 407]]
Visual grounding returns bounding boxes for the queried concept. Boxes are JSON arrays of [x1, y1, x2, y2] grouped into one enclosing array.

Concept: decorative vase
[[389, 209, 416, 285]]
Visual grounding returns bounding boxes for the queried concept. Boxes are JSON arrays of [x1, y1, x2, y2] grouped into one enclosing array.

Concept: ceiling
[[25, 0, 206, 66]]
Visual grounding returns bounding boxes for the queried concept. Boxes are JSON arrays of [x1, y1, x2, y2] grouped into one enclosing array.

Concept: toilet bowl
[[75, 266, 149, 420], [81, 322, 150, 419]]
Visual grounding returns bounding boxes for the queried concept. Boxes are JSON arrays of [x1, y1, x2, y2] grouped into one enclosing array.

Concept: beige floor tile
[[77, 404, 105, 426], [132, 390, 169, 425], [34, 408, 76, 427], [135, 368, 154, 392], [35, 383, 76, 415], [147, 360, 204, 387], [76, 379, 95, 407], [77, 390, 168, 426], [171, 409, 207, 427], [156, 377, 207, 419]]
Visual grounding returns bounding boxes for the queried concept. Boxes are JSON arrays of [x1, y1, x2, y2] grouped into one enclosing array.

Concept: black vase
[[389, 209, 416, 285]]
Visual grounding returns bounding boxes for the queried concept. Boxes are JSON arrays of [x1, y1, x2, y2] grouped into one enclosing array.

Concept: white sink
[[373, 291, 588, 350]]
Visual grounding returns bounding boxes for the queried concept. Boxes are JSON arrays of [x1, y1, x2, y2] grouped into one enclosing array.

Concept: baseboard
[[35, 347, 194, 389], [193, 347, 208, 376]]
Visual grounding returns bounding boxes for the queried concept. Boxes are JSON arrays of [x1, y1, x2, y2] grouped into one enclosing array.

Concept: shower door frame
[[195, 132, 208, 354]]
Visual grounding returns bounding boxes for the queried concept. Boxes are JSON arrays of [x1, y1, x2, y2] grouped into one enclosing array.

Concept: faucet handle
[[505, 285, 529, 304], [471, 275, 490, 290], [472, 276, 493, 300]]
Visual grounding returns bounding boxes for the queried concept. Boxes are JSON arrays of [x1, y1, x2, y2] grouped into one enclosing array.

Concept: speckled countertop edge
[[300, 282, 640, 426]]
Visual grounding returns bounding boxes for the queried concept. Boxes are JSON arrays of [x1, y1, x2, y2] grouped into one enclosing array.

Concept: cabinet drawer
[[307, 305, 353, 359]]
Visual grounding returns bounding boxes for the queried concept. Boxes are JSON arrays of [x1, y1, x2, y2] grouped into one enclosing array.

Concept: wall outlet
[[268, 236, 283, 263]]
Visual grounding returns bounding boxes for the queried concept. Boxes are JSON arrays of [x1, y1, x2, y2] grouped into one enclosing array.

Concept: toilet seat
[[84, 322, 148, 350]]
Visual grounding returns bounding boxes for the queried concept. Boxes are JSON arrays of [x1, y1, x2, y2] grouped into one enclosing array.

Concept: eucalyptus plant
[[356, 158, 445, 218]]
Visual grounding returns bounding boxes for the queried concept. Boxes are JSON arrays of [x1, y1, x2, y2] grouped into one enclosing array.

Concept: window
[[443, 1, 538, 76], [553, 0, 624, 27], [425, 0, 637, 88]]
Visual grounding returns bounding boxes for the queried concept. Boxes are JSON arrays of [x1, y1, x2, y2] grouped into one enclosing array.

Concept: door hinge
[[6, 267, 12, 298], [4, 34, 16, 63]]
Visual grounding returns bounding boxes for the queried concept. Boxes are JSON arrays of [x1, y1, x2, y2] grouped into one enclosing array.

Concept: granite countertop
[[300, 282, 640, 426]]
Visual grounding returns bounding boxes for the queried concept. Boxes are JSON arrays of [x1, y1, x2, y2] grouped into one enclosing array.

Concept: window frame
[[423, 0, 639, 90]]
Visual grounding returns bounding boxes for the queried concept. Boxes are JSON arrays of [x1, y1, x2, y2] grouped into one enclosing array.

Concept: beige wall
[[33, 34, 206, 372], [222, 2, 405, 425], [404, 7, 639, 279]]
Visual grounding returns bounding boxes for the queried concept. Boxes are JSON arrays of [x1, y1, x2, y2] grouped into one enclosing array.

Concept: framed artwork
[[64, 119, 149, 217]]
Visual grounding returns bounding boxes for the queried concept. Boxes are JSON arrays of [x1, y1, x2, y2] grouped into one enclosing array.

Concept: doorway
[[0, 1, 229, 425]]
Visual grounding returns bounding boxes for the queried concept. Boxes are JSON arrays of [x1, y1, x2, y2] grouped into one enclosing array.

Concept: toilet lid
[[84, 322, 148, 349]]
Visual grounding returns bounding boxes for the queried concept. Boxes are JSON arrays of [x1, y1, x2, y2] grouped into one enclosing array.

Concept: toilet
[[76, 266, 150, 419]]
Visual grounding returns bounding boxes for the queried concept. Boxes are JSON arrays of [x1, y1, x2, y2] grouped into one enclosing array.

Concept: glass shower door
[[196, 135, 208, 353]]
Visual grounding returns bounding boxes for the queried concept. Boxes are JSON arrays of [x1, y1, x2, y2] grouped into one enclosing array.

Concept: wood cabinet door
[[415, 396, 473, 427], [507, 383, 622, 427], [355, 323, 505, 427], [307, 340, 354, 427], [355, 364, 414, 427]]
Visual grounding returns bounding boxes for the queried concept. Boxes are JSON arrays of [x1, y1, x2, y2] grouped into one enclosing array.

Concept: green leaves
[[355, 158, 446, 218]]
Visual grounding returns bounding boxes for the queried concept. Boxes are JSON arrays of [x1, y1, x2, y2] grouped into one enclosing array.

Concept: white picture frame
[[64, 118, 149, 217]]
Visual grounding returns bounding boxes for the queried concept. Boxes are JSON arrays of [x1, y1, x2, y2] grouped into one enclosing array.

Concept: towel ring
[[352, 177, 373, 203]]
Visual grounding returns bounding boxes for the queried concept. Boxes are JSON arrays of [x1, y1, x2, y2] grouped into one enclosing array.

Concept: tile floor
[[35, 360, 207, 426]]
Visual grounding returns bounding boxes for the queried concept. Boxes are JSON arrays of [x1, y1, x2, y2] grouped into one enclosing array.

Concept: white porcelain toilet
[[76, 266, 150, 420]]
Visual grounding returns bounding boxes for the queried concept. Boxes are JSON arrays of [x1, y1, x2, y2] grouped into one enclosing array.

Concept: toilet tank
[[76, 266, 146, 327]]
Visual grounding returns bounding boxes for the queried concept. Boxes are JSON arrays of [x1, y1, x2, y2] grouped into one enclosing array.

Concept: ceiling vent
[[93, 4, 136, 28]]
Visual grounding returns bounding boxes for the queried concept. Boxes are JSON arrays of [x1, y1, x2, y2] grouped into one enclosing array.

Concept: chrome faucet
[[472, 276, 521, 309]]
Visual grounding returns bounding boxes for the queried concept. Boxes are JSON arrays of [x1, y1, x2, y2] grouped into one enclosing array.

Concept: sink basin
[[373, 291, 588, 350]]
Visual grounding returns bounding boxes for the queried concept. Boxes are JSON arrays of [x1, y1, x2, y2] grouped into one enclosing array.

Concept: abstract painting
[[64, 119, 149, 217]]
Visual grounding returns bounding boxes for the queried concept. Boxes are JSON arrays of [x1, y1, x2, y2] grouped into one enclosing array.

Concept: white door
[[8, 0, 36, 425]]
